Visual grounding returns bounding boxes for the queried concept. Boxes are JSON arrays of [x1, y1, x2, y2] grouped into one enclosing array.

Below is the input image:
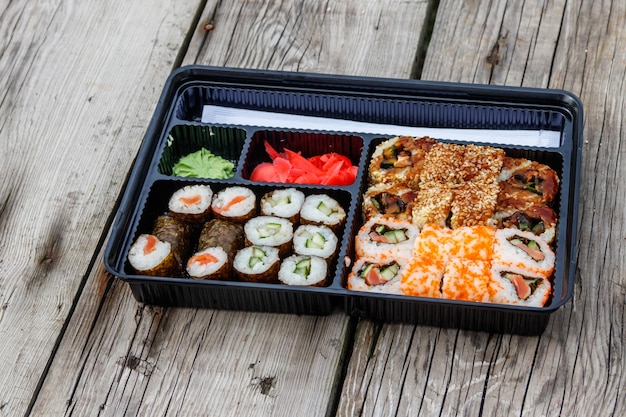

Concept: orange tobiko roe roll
[[441, 258, 491, 303], [400, 256, 445, 298], [412, 224, 453, 261], [448, 225, 496, 261]]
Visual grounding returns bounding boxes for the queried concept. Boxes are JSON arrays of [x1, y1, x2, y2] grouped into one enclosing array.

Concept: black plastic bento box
[[104, 65, 582, 335]]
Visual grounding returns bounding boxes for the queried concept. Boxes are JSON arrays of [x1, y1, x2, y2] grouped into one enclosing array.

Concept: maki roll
[[128, 214, 193, 277], [493, 228, 555, 277], [347, 256, 404, 294], [244, 216, 294, 257], [128, 234, 178, 277], [361, 182, 418, 222], [489, 264, 552, 307], [186, 219, 244, 280], [292, 224, 338, 262], [233, 246, 281, 283], [168, 184, 213, 224], [211, 186, 256, 223], [355, 215, 418, 260], [300, 194, 346, 233], [278, 255, 328, 287], [260, 188, 305, 223]]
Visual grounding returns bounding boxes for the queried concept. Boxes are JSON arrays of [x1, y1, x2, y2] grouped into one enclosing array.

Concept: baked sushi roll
[[186, 219, 244, 280], [493, 228, 555, 277], [244, 216, 294, 257], [211, 186, 257, 223], [355, 215, 419, 260], [128, 234, 179, 276], [260, 188, 305, 223], [489, 264, 552, 307], [494, 203, 557, 244], [347, 256, 404, 294], [278, 254, 328, 287], [368, 136, 436, 188], [233, 246, 280, 283], [292, 224, 338, 263], [362, 182, 418, 222], [497, 158, 560, 207], [300, 194, 346, 233], [168, 184, 213, 224]]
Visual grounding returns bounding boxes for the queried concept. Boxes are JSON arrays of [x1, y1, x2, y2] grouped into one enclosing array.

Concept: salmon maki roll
[[211, 186, 256, 223], [186, 247, 231, 280], [489, 264, 552, 307], [151, 214, 194, 273], [440, 258, 491, 303], [187, 219, 244, 280], [400, 256, 445, 298], [355, 215, 419, 261], [347, 256, 405, 294], [168, 184, 213, 224], [493, 228, 555, 277], [128, 234, 179, 276]]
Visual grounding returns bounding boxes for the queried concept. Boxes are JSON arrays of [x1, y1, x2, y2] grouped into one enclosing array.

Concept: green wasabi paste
[[172, 148, 234, 179]]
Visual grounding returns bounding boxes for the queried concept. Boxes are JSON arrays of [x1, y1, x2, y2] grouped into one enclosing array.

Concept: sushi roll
[[186, 247, 230, 280], [494, 203, 557, 244], [400, 256, 445, 298], [493, 228, 555, 277], [211, 186, 256, 223], [347, 256, 405, 294], [355, 215, 419, 260], [278, 254, 328, 286], [292, 224, 339, 262], [233, 246, 280, 283], [128, 234, 178, 276], [300, 194, 346, 233], [489, 264, 552, 307], [260, 188, 305, 223], [168, 184, 213, 224], [440, 258, 491, 303], [186, 219, 244, 280], [151, 214, 194, 270], [361, 182, 418, 222], [368, 136, 436, 188], [412, 223, 453, 261], [244, 216, 294, 257], [497, 158, 560, 207], [448, 225, 495, 261]]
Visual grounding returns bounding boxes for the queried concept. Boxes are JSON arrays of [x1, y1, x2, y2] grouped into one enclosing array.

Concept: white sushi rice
[[300, 194, 346, 228], [168, 184, 213, 214], [260, 188, 305, 219], [128, 234, 172, 271], [211, 186, 256, 218], [292, 224, 338, 260], [233, 245, 280, 275], [278, 255, 327, 286], [186, 247, 229, 278], [244, 216, 293, 246]]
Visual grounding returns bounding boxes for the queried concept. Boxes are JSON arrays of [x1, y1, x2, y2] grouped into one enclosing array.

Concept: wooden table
[[1, 0, 624, 416]]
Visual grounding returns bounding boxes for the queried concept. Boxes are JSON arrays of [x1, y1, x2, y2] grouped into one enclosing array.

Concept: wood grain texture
[[185, 0, 431, 77], [25, 1, 433, 416], [339, 0, 626, 416], [0, 0, 199, 415]]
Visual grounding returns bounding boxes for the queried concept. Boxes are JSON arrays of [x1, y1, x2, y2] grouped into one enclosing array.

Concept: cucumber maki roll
[[260, 188, 305, 223], [300, 194, 346, 233], [233, 246, 280, 283], [278, 255, 328, 287], [292, 224, 338, 262], [244, 216, 294, 257]]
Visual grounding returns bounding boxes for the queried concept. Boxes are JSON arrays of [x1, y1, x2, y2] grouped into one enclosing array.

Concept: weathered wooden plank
[[339, 0, 626, 416], [28, 0, 433, 416], [0, 0, 201, 415]]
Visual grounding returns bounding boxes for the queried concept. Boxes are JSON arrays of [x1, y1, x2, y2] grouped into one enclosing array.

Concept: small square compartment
[[158, 124, 247, 178], [241, 130, 363, 186]]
